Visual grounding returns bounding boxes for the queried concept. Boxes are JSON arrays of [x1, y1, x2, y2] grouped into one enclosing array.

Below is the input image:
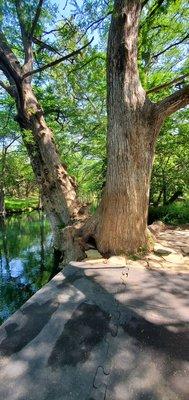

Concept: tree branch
[[22, 38, 94, 79], [140, 0, 164, 28], [76, 12, 112, 43], [30, 0, 44, 38], [147, 0, 165, 19], [156, 85, 189, 119], [141, 0, 150, 9], [147, 73, 189, 94], [0, 31, 21, 77], [0, 80, 15, 96], [32, 36, 61, 55], [15, 0, 33, 74], [15, 0, 28, 43], [67, 55, 104, 76], [152, 33, 189, 59], [0, 31, 21, 89], [5, 135, 20, 151]]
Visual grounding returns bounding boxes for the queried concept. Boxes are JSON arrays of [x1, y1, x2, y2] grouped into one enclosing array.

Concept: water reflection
[[0, 211, 54, 325]]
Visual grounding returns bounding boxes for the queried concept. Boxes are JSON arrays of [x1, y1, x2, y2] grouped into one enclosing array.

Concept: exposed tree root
[[53, 210, 99, 265]]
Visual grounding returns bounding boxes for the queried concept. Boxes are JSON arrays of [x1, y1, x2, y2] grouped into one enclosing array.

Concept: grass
[[5, 197, 39, 213], [148, 201, 189, 226]]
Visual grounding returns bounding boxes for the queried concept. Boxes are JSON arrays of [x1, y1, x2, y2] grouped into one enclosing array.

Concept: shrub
[[148, 201, 189, 225]]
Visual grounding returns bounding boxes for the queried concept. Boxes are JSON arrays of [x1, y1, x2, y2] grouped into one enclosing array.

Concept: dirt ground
[[85, 224, 189, 274]]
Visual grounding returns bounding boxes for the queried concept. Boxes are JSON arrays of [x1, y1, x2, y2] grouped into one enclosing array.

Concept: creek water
[[0, 211, 55, 325]]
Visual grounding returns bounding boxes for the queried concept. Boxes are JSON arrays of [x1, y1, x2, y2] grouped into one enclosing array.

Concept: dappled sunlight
[[0, 258, 188, 399]]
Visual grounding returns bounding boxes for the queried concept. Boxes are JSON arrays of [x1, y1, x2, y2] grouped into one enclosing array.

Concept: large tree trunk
[[15, 83, 83, 245], [89, 0, 159, 255]]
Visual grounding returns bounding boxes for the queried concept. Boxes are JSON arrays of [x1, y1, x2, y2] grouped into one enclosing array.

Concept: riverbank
[[4, 197, 189, 225], [0, 211, 53, 325], [5, 198, 40, 214], [148, 200, 189, 225]]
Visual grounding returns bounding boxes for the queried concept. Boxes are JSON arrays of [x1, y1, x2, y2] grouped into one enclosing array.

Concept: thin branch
[[142, 0, 150, 9], [152, 33, 189, 59], [0, 31, 21, 78], [22, 38, 94, 79], [32, 36, 61, 55], [63, 0, 69, 11], [147, 0, 165, 20], [147, 73, 189, 94], [30, 0, 44, 38], [42, 27, 62, 36], [156, 85, 189, 119], [0, 80, 15, 96], [67, 55, 105, 75], [140, 0, 165, 28], [42, 11, 111, 43], [76, 12, 112, 44], [151, 24, 169, 30], [15, 0, 33, 72], [5, 135, 20, 151], [15, 0, 27, 43]]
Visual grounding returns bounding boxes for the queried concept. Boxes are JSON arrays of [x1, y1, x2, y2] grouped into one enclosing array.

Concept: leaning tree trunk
[[15, 82, 83, 248], [0, 21, 86, 253], [88, 0, 160, 255]]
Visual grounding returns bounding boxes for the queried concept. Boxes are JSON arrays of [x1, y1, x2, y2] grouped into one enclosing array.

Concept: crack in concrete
[[89, 267, 127, 400]]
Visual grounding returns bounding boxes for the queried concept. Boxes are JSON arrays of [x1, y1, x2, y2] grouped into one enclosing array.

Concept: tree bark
[[0, 11, 85, 252], [167, 189, 183, 205], [15, 83, 82, 241], [88, 0, 158, 255], [90, 0, 189, 256]]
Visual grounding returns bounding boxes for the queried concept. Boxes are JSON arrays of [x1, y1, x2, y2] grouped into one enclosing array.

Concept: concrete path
[[0, 259, 188, 400]]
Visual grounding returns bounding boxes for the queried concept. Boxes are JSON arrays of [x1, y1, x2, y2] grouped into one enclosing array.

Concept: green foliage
[[150, 109, 189, 205], [139, 0, 189, 95], [37, 43, 107, 202], [0, 0, 188, 214], [0, 147, 37, 199], [149, 201, 189, 225], [5, 197, 39, 213]]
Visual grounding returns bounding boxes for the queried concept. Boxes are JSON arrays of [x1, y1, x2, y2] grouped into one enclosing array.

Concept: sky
[[55, 0, 83, 18], [53, 0, 101, 46]]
